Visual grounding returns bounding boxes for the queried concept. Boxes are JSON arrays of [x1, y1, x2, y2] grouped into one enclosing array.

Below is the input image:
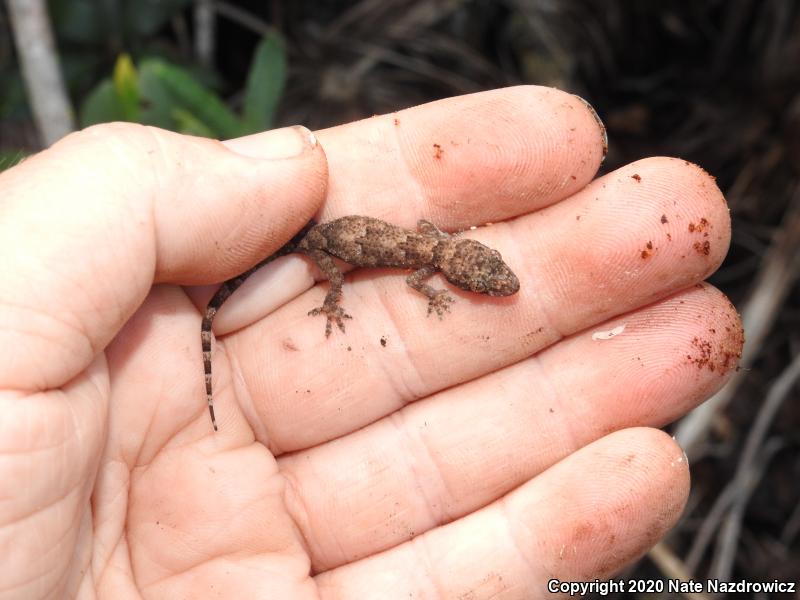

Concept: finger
[[0, 123, 326, 390], [279, 284, 740, 567], [316, 85, 607, 227], [315, 428, 689, 599], [229, 156, 731, 450]]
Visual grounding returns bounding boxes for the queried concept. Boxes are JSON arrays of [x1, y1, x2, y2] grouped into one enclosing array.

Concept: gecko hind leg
[[305, 249, 352, 337]]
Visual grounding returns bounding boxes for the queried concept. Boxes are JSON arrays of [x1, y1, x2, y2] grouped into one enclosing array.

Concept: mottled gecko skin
[[202, 215, 519, 431]]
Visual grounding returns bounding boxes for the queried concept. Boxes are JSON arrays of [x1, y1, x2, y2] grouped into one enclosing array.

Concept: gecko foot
[[309, 304, 352, 337], [427, 291, 455, 319]]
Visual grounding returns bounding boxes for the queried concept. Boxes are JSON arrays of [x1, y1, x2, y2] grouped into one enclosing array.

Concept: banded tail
[[202, 220, 317, 431]]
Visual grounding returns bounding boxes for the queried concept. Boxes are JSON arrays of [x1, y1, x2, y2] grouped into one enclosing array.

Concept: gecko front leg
[[406, 265, 455, 318], [410, 220, 455, 317], [305, 248, 352, 336]]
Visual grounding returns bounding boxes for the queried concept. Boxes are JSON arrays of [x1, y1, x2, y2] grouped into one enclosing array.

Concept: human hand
[[0, 86, 742, 599]]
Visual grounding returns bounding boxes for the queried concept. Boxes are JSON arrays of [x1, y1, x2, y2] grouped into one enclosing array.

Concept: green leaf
[[137, 65, 178, 129], [113, 54, 140, 120], [0, 150, 28, 172], [243, 31, 287, 133], [79, 79, 127, 126], [171, 108, 216, 137], [140, 58, 242, 138]]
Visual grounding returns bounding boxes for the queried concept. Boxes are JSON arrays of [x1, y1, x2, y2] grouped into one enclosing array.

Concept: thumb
[[0, 123, 327, 391]]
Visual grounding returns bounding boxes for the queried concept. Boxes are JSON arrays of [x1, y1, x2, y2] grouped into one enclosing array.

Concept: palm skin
[[0, 87, 742, 599]]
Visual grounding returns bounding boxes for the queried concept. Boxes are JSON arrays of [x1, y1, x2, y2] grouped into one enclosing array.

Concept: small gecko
[[201, 215, 519, 430]]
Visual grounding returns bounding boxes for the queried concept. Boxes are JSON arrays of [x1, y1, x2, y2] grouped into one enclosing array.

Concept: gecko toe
[[427, 292, 455, 319], [310, 304, 351, 336], [334, 310, 352, 332]]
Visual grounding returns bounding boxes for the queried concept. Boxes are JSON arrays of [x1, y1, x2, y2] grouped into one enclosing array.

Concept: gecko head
[[439, 239, 520, 297]]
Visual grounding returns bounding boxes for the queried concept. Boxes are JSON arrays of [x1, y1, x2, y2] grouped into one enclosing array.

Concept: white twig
[[710, 350, 800, 580], [213, 1, 272, 37], [194, 0, 215, 68], [780, 496, 800, 546], [649, 542, 712, 600], [685, 351, 800, 575], [7, 0, 75, 146], [710, 438, 783, 580], [685, 483, 739, 575]]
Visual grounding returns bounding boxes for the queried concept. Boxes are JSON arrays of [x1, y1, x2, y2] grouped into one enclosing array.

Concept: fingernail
[[573, 94, 608, 161], [224, 125, 318, 160]]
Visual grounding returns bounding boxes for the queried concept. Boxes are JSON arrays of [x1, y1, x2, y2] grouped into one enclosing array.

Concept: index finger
[[318, 85, 607, 227]]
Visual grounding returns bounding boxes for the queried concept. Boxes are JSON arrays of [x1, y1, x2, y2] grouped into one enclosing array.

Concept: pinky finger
[[316, 428, 688, 600]]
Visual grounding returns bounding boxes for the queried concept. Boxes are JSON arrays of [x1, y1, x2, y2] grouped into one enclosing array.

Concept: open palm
[[0, 87, 742, 599]]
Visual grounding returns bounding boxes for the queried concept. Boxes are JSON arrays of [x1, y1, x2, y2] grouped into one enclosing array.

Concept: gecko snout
[[477, 246, 520, 297], [486, 268, 520, 296]]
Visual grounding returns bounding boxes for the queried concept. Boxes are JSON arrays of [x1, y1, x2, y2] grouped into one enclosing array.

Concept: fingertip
[[571, 92, 609, 160], [509, 427, 690, 580], [317, 85, 607, 226], [224, 125, 319, 159]]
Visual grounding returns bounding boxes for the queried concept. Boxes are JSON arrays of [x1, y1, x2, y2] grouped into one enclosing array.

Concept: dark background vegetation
[[2, 0, 798, 595]]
